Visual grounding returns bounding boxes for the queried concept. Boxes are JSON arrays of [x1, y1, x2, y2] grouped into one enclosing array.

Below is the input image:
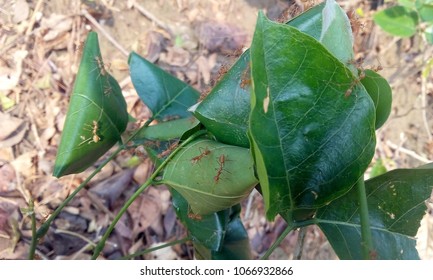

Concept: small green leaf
[[132, 117, 199, 143], [361, 69, 392, 129], [128, 52, 200, 120], [317, 163, 433, 259], [416, 0, 433, 22], [161, 139, 258, 215], [369, 159, 387, 178], [53, 32, 128, 177], [249, 12, 376, 220], [373, 6, 419, 37]]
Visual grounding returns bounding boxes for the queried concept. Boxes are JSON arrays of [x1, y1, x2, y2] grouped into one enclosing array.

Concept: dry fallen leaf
[[159, 46, 190, 67], [90, 169, 134, 207], [10, 151, 37, 179], [0, 112, 28, 148], [0, 164, 16, 192], [40, 14, 73, 41], [127, 187, 161, 240], [0, 50, 28, 91], [196, 20, 247, 54], [149, 242, 178, 260], [12, 0, 30, 24]]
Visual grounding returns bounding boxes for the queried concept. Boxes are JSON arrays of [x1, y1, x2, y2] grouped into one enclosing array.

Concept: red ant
[[157, 141, 178, 158], [214, 154, 228, 184], [344, 58, 383, 98], [240, 63, 251, 89], [187, 212, 202, 221], [191, 147, 211, 164]]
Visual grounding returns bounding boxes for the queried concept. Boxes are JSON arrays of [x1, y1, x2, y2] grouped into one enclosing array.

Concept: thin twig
[[25, 0, 44, 36], [132, 2, 171, 35], [81, 9, 129, 57], [386, 140, 431, 163]]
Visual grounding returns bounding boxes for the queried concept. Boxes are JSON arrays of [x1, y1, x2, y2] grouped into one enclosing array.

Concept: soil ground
[[0, 0, 432, 260]]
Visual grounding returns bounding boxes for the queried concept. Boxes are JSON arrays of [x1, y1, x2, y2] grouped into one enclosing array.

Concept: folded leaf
[[161, 139, 258, 215], [53, 32, 128, 177]]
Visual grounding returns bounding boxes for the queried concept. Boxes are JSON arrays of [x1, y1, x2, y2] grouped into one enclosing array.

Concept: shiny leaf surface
[[129, 52, 200, 120], [249, 12, 376, 220]]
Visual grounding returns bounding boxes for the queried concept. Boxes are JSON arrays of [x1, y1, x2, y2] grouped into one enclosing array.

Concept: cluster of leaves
[[374, 0, 433, 43], [48, 0, 433, 260]]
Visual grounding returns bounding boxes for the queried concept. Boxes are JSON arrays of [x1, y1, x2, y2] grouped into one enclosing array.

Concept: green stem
[[35, 147, 123, 240], [91, 130, 206, 259], [357, 179, 374, 259], [260, 224, 295, 260], [32, 119, 154, 257], [121, 237, 190, 260], [28, 198, 36, 260]]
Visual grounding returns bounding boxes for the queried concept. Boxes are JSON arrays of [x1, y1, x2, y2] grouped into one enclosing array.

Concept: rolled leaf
[[53, 32, 128, 177], [161, 139, 258, 215]]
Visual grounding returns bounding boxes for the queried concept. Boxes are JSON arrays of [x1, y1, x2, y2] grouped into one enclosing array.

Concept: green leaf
[[170, 188, 228, 251], [128, 52, 200, 120], [249, 12, 376, 220], [53, 32, 128, 177], [320, 0, 354, 68], [132, 117, 200, 143], [171, 189, 252, 259], [373, 6, 419, 37], [193, 52, 252, 147], [416, 0, 433, 22], [317, 163, 433, 259], [360, 69, 393, 129], [398, 0, 416, 9], [193, 3, 326, 148], [161, 139, 258, 215], [425, 24, 433, 44]]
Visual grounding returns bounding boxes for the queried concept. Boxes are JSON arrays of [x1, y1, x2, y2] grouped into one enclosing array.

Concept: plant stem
[[35, 147, 123, 240], [91, 130, 207, 259], [357, 178, 374, 259], [260, 224, 295, 260], [32, 119, 154, 258], [28, 198, 36, 260]]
